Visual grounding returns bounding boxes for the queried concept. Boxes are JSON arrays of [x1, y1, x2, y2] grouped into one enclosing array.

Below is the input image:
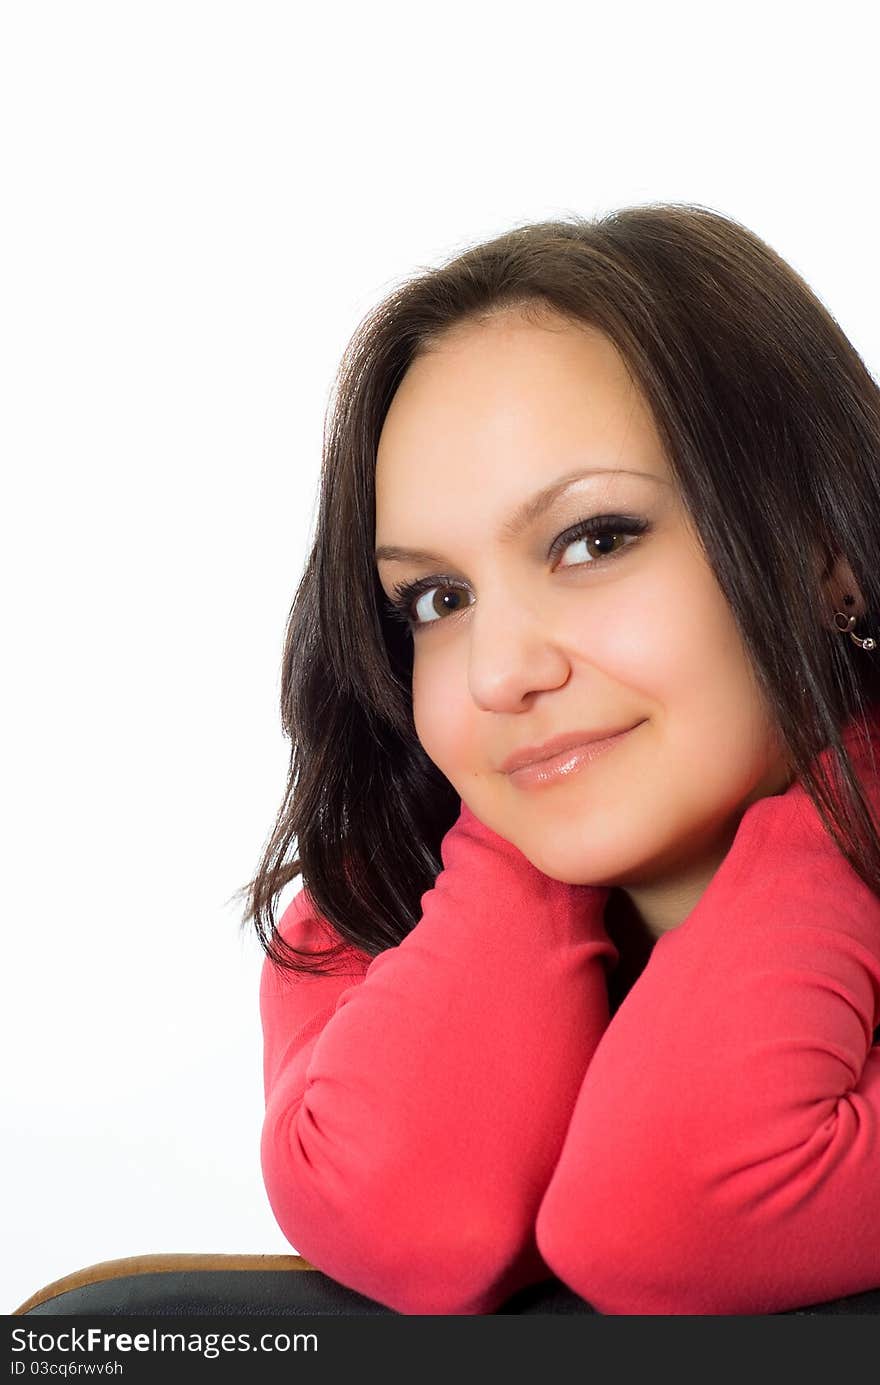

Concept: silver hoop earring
[[834, 600, 877, 651]]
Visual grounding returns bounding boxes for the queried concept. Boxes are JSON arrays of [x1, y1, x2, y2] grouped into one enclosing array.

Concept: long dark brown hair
[[232, 201, 880, 977]]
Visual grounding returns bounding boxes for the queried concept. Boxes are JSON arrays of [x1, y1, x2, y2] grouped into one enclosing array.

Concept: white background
[[3, 0, 879, 1314]]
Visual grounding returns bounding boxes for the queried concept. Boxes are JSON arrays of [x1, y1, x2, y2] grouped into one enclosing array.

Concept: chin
[[515, 839, 618, 889]]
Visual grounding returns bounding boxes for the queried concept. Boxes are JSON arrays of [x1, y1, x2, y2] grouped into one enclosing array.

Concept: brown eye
[[385, 575, 473, 631], [557, 528, 628, 566], [413, 585, 472, 626]]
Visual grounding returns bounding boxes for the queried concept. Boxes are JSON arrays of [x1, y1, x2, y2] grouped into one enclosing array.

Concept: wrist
[[446, 799, 612, 919]]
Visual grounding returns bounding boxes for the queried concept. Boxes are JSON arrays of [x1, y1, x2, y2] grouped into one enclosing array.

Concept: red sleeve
[[259, 800, 618, 1315], [535, 777, 880, 1314]]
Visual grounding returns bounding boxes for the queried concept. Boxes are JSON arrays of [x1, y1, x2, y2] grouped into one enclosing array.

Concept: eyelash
[[383, 513, 651, 634]]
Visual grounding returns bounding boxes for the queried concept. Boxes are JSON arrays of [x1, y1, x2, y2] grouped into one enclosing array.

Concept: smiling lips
[[500, 723, 640, 773], [502, 723, 642, 789]]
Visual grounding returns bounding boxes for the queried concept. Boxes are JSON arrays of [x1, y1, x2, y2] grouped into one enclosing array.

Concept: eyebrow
[[374, 467, 667, 565]]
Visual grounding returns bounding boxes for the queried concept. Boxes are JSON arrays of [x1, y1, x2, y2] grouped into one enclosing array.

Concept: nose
[[466, 588, 572, 712]]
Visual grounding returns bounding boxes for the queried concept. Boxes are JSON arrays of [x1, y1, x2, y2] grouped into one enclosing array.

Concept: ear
[[814, 543, 868, 631]]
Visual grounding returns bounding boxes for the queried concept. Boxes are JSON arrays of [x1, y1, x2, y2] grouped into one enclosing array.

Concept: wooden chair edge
[[12, 1252, 318, 1316]]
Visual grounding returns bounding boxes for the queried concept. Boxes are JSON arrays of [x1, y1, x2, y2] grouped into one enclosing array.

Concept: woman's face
[[374, 310, 796, 935]]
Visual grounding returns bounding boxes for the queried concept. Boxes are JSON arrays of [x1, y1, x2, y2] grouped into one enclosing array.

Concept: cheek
[[564, 566, 697, 698], [412, 659, 472, 770], [598, 567, 780, 793], [590, 552, 747, 702]]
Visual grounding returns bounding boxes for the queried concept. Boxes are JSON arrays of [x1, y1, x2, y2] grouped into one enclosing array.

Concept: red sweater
[[260, 704, 880, 1314]]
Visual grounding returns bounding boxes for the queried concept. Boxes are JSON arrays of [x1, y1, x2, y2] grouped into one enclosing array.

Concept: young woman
[[239, 204, 880, 1315]]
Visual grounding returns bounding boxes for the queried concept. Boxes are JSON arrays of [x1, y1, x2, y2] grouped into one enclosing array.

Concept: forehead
[[375, 314, 669, 518]]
